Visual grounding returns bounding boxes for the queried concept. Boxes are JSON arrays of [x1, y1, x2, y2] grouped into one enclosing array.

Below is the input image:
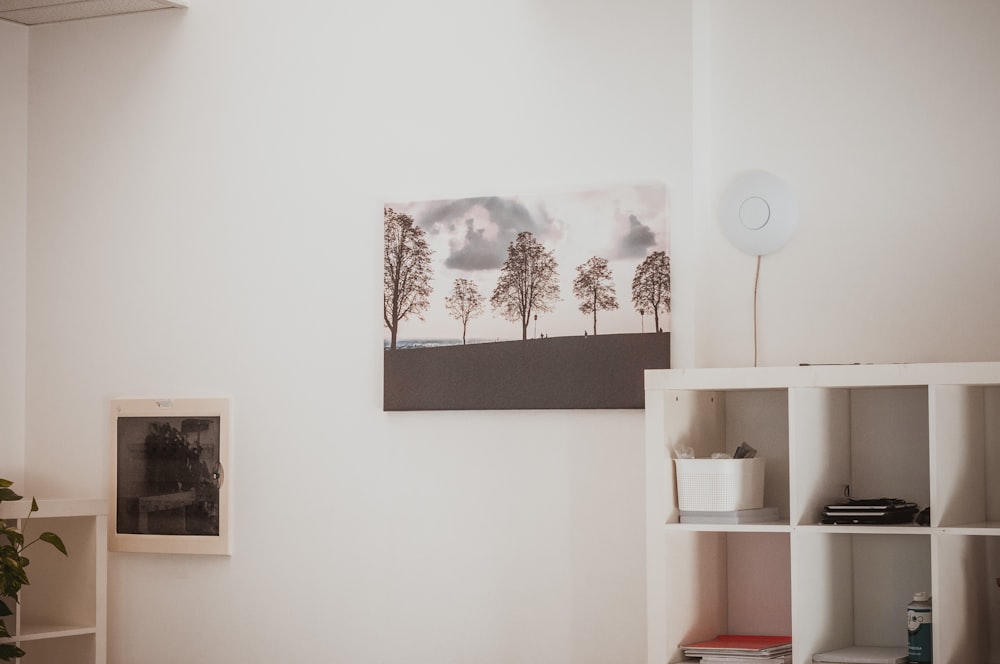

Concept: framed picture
[[109, 397, 231, 555], [383, 182, 670, 410]]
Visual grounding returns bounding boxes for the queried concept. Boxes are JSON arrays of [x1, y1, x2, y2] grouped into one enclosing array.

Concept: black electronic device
[[820, 497, 919, 525]]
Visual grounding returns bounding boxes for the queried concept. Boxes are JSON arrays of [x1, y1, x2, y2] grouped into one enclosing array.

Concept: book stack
[[820, 498, 918, 525], [681, 634, 792, 663], [679, 506, 780, 525]]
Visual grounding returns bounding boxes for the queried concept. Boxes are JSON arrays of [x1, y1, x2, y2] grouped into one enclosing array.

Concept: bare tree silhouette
[[631, 251, 670, 333], [490, 232, 560, 340], [573, 256, 618, 335], [445, 278, 484, 345], [384, 207, 433, 350]]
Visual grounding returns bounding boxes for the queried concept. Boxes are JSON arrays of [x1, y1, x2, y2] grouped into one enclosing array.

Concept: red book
[[682, 634, 792, 655]]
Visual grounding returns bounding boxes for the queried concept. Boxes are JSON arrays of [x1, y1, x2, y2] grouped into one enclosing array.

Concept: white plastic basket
[[674, 457, 765, 512]]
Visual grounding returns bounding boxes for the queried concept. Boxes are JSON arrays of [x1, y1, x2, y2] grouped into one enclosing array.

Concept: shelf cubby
[[931, 384, 1000, 531], [660, 531, 791, 662], [13, 633, 96, 664], [792, 530, 930, 658], [790, 385, 929, 527], [934, 533, 1000, 662], [656, 387, 790, 524]]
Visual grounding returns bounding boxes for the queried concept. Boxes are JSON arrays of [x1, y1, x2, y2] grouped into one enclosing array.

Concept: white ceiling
[[0, 0, 186, 25]]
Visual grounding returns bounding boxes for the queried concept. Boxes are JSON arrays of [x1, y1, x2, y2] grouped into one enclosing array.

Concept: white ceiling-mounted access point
[[719, 170, 798, 256], [0, 0, 186, 26]]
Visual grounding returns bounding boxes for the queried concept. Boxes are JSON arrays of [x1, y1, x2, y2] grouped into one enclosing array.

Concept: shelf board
[[665, 522, 944, 535], [938, 521, 1000, 535], [666, 521, 792, 533], [799, 523, 933, 535], [0, 497, 105, 519], [2, 624, 96, 642], [646, 361, 1000, 391]]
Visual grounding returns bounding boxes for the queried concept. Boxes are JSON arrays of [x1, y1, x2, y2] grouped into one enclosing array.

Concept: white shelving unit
[[645, 363, 1000, 664], [0, 498, 107, 664]]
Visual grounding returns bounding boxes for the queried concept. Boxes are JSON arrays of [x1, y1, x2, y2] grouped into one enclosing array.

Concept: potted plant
[[0, 478, 66, 661]]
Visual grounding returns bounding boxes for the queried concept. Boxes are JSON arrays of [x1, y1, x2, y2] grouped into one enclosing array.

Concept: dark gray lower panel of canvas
[[384, 332, 670, 411]]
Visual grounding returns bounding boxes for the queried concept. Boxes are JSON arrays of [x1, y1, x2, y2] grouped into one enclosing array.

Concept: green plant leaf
[[0, 479, 12, 488], [30, 497, 38, 513], [0, 599, 11, 617], [39, 532, 67, 556], [0, 641, 26, 661], [1, 529, 22, 549], [0, 549, 21, 573], [0, 488, 21, 503]]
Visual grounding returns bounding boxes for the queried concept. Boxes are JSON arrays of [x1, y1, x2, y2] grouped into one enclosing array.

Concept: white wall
[[0, 20, 27, 485], [15, 1, 1000, 662], [22, 2, 690, 663], [697, 0, 1000, 368]]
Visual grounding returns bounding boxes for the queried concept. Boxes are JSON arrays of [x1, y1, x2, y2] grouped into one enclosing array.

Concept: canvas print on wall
[[383, 182, 670, 411], [110, 397, 231, 555]]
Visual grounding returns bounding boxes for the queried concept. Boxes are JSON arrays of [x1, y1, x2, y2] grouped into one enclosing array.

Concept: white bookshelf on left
[[0, 498, 107, 664]]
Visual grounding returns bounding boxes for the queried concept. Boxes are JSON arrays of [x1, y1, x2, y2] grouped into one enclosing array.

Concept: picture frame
[[382, 182, 671, 410], [109, 397, 231, 555]]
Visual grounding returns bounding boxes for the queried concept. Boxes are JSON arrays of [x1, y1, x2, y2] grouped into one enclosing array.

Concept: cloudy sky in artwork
[[386, 182, 669, 343]]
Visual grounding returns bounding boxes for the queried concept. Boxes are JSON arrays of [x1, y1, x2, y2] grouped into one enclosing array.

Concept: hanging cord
[[753, 255, 762, 367]]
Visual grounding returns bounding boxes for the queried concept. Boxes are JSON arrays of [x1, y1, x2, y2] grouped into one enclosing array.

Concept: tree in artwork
[[573, 256, 619, 336], [445, 278, 485, 345], [631, 250, 670, 333], [384, 207, 434, 350], [490, 232, 560, 340]]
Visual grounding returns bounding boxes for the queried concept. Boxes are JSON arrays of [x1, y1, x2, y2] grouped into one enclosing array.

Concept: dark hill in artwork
[[383, 332, 669, 410]]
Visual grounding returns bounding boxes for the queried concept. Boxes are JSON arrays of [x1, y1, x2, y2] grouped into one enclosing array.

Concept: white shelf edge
[[665, 522, 792, 533], [797, 524, 934, 535], [937, 521, 1000, 536], [646, 361, 1000, 391], [1, 624, 96, 642], [0, 497, 106, 519], [664, 523, 947, 535]]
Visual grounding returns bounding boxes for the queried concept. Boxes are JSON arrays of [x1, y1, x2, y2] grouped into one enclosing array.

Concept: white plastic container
[[674, 457, 765, 512]]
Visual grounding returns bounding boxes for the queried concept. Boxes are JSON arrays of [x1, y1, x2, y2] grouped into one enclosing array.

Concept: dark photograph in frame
[[110, 398, 231, 555]]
